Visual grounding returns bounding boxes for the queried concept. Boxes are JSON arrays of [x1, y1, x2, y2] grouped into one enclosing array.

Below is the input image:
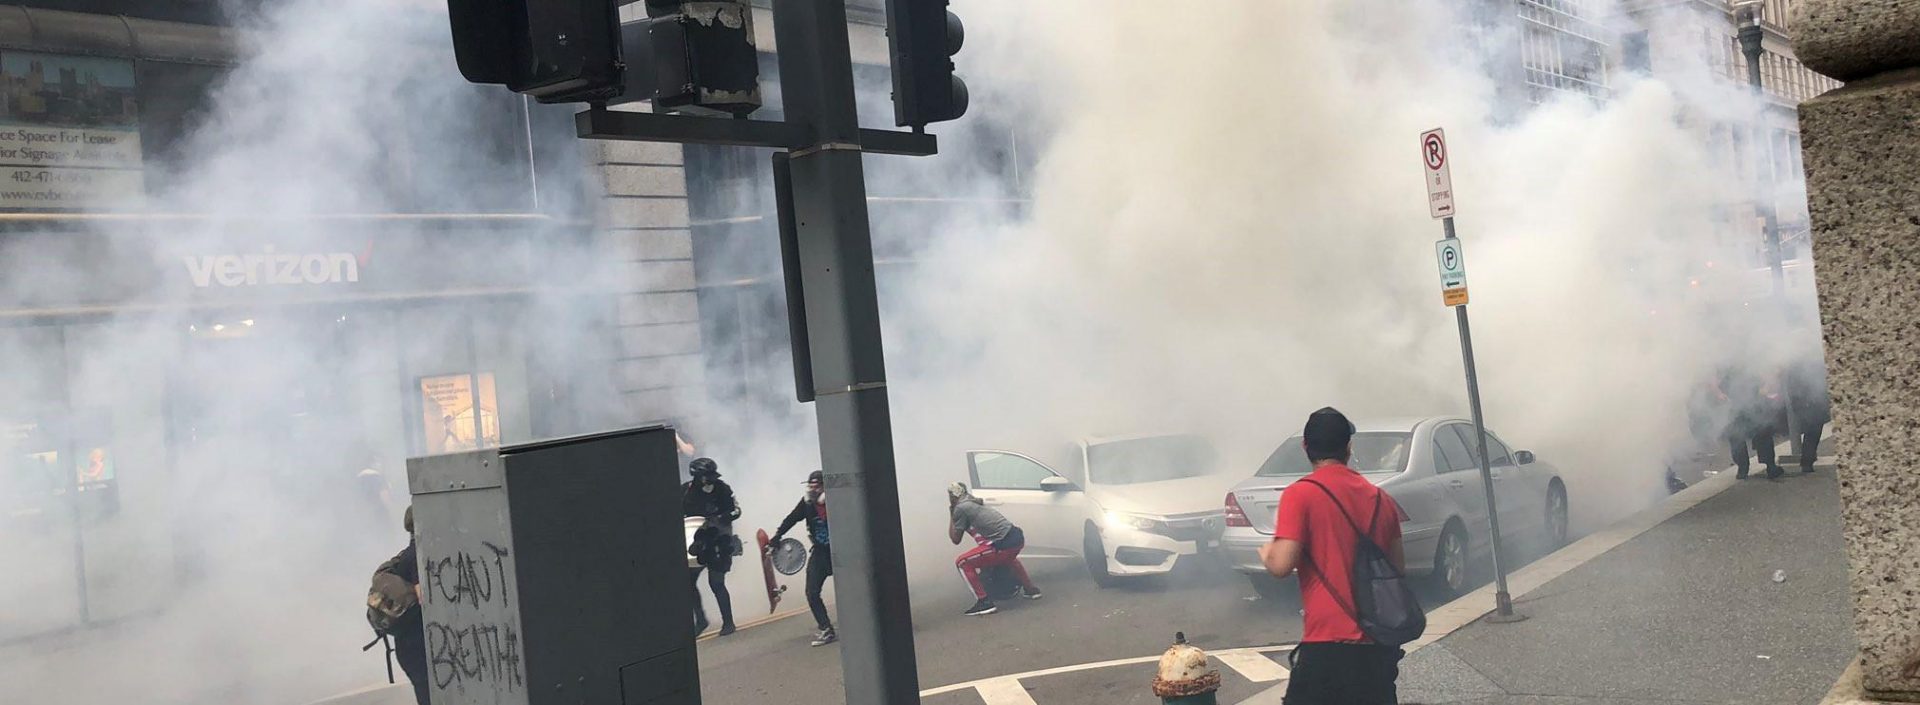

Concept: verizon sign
[[184, 247, 364, 288]]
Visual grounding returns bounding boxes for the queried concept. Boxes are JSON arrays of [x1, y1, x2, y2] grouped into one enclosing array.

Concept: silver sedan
[[1221, 416, 1570, 599]]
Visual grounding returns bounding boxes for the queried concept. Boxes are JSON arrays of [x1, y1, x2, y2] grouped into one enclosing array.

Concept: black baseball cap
[[804, 470, 824, 486], [1303, 407, 1356, 459]]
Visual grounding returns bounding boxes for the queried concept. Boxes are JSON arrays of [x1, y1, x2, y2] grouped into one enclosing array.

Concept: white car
[[964, 434, 1231, 587]]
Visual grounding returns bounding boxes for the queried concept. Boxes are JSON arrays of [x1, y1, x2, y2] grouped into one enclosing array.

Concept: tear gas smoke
[[704, 0, 1820, 614], [0, 2, 612, 704], [0, 0, 1823, 703]]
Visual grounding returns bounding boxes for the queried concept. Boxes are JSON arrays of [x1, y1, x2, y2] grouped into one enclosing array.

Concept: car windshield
[[1255, 432, 1412, 477], [1085, 435, 1218, 485]]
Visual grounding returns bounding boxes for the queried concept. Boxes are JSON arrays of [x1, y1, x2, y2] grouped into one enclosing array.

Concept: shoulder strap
[[1296, 478, 1385, 539]]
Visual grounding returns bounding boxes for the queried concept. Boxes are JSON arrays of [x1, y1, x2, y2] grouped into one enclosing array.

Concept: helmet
[[403, 505, 414, 534], [690, 457, 719, 478]]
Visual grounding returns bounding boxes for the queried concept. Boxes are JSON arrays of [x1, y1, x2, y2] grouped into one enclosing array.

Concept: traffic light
[[636, 1, 762, 117], [445, 0, 623, 104], [885, 0, 968, 128]]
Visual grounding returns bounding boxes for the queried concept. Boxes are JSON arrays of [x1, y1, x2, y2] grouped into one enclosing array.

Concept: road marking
[[1212, 648, 1290, 682], [919, 644, 1295, 698], [975, 677, 1041, 705]]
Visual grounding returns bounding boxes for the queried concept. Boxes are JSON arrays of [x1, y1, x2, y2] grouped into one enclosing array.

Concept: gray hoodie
[[951, 497, 1015, 544]]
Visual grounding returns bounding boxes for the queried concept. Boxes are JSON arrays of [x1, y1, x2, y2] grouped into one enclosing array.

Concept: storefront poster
[[420, 373, 500, 454], [75, 446, 113, 488], [0, 51, 144, 209]]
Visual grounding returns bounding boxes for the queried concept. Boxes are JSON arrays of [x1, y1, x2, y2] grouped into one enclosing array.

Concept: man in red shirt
[[1259, 407, 1407, 704]]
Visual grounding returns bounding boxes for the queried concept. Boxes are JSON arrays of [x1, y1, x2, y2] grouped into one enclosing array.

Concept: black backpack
[[1297, 479, 1427, 647]]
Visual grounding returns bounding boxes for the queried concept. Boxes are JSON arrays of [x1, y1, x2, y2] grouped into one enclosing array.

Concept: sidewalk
[[1244, 457, 1855, 704]]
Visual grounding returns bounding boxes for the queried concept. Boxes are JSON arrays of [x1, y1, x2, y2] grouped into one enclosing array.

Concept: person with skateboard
[[684, 458, 741, 637], [771, 470, 836, 646], [948, 482, 1042, 616]]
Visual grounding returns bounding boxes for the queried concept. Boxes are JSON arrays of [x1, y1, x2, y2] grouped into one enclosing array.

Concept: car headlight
[[1103, 510, 1157, 531]]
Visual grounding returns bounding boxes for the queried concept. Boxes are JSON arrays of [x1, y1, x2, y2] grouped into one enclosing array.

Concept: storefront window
[[418, 372, 501, 454]]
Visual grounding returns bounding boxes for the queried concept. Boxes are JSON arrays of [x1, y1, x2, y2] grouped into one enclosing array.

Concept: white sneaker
[[810, 628, 837, 647]]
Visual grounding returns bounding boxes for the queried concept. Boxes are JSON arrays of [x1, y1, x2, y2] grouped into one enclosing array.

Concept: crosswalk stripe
[[975, 677, 1041, 705], [1212, 648, 1290, 682]]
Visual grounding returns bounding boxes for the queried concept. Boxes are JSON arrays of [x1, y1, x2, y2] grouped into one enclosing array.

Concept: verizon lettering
[[185, 249, 362, 288]]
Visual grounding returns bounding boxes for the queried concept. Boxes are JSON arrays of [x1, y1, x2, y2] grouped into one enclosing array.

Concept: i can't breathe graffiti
[[423, 541, 525, 693]]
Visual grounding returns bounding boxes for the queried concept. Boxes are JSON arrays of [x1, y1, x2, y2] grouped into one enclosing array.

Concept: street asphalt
[[311, 446, 1740, 705]]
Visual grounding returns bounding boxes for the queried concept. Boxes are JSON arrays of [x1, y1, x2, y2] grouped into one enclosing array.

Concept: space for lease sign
[[0, 51, 147, 209]]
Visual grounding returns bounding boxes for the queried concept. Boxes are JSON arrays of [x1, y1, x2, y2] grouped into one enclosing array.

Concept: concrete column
[[584, 134, 708, 423], [1793, 1, 1920, 701]]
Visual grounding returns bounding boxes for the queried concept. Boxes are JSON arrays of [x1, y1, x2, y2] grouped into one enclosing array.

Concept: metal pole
[[1444, 216, 1520, 621], [772, 0, 920, 702], [1740, 18, 1800, 461]]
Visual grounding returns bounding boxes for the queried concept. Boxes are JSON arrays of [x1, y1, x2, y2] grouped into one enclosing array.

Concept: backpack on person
[[362, 553, 418, 683], [1298, 479, 1427, 647], [366, 553, 419, 634]]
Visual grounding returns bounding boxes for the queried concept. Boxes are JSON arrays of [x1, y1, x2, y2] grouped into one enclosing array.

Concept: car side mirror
[[1039, 476, 1077, 493], [1515, 451, 1536, 465]]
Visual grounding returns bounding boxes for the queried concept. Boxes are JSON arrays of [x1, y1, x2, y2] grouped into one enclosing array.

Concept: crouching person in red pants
[[948, 482, 1043, 616]]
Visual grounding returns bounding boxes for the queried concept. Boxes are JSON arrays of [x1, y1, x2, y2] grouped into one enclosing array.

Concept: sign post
[[1422, 128, 1522, 622]]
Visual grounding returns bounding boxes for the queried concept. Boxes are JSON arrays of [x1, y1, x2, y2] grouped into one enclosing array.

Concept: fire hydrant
[[1151, 632, 1222, 704]]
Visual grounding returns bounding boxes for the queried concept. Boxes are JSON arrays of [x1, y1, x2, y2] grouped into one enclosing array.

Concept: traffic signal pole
[[456, 0, 937, 701], [771, 0, 922, 701]]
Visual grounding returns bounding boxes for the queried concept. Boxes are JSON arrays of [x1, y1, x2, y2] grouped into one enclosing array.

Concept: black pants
[[690, 562, 734, 628], [1283, 642, 1401, 705], [1729, 428, 1777, 476], [1800, 423, 1824, 471], [806, 544, 833, 630], [392, 625, 431, 705]]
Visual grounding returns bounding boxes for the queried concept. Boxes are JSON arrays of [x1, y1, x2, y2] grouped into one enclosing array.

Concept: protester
[[366, 506, 428, 705], [1258, 407, 1408, 704], [683, 457, 741, 636], [772, 470, 836, 646], [947, 482, 1042, 616]]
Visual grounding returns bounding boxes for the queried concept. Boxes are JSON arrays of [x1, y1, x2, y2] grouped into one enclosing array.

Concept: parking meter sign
[[1422, 128, 1455, 219]]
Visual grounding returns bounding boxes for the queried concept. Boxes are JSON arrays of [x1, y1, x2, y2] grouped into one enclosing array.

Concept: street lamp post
[[1735, 1, 1802, 460]]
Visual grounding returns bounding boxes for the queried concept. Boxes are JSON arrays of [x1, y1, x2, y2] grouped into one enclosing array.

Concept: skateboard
[[755, 529, 789, 614]]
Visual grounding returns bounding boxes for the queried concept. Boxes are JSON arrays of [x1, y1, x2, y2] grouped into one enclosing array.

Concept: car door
[[965, 450, 1086, 556], [1449, 426, 1540, 546], [1483, 432, 1545, 540], [1432, 424, 1493, 556]]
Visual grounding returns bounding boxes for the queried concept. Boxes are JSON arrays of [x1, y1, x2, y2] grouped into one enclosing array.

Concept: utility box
[[407, 426, 698, 705]]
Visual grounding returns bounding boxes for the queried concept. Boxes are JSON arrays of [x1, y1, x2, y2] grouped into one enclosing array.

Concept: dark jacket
[[682, 479, 741, 525], [774, 496, 829, 547]]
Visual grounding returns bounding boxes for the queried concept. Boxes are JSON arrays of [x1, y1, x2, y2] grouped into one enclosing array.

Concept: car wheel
[[1083, 524, 1119, 588], [1545, 481, 1570, 549], [1249, 574, 1293, 603], [1432, 522, 1469, 596]]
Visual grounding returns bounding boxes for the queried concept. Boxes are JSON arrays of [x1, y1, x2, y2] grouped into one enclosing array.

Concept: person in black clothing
[[1787, 356, 1832, 473], [388, 507, 430, 705], [1713, 364, 1785, 480], [683, 457, 741, 636], [771, 470, 835, 646]]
